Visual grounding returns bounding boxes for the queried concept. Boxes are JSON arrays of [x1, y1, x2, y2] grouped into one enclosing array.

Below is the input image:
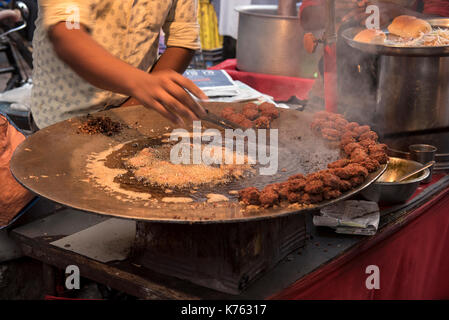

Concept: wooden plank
[[11, 232, 222, 300]]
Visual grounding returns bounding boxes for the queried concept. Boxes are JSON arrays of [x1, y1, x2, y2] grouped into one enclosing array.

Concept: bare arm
[[152, 46, 195, 74], [48, 23, 207, 125]]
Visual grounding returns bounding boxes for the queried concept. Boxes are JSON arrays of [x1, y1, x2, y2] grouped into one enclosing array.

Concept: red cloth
[[209, 59, 315, 102], [424, 0, 449, 17], [270, 185, 449, 300], [300, 0, 449, 17]]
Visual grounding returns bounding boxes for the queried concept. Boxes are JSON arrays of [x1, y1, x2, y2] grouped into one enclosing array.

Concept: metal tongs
[[193, 98, 244, 130]]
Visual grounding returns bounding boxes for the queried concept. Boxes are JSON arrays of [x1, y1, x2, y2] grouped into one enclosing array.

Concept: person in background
[[30, 0, 208, 130], [299, 0, 449, 111]]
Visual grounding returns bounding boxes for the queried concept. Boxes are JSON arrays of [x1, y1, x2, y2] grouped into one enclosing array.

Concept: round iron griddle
[[342, 18, 449, 57], [10, 103, 386, 224]]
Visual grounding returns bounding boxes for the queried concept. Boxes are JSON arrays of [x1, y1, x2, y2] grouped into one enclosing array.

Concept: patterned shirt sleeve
[[162, 0, 201, 50], [39, 0, 94, 31]]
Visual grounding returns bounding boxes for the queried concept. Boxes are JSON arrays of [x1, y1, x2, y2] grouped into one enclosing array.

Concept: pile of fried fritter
[[239, 111, 388, 208], [221, 102, 280, 129]]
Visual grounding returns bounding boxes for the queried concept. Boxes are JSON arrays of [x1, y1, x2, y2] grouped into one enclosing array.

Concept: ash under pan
[[10, 103, 386, 223]]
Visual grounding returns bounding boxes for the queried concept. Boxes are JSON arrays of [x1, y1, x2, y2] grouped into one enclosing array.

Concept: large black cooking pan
[[10, 103, 386, 223]]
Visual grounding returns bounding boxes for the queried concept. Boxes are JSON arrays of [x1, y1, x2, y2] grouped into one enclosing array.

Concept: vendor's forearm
[[48, 23, 143, 97], [152, 47, 195, 74]]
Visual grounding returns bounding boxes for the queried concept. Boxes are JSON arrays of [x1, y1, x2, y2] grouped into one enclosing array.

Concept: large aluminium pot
[[340, 20, 449, 137], [235, 5, 320, 78]]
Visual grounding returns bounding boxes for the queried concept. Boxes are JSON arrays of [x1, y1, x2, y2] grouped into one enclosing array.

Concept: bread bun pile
[[387, 15, 432, 39], [353, 29, 387, 44]]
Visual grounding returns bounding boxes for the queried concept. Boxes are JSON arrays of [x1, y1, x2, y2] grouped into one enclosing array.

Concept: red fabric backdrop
[[270, 187, 449, 300], [209, 59, 315, 102]]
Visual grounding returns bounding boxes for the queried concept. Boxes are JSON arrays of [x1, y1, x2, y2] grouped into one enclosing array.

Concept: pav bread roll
[[388, 15, 432, 38], [353, 29, 387, 44]]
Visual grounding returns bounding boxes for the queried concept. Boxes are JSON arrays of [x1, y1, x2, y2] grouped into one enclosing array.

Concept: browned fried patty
[[304, 179, 324, 194], [242, 108, 259, 120], [353, 125, 371, 136], [370, 152, 388, 164], [287, 191, 302, 203], [221, 107, 235, 118], [254, 116, 271, 129], [226, 113, 246, 124], [369, 144, 388, 154], [238, 187, 260, 205], [359, 130, 378, 142], [320, 172, 343, 189], [328, 158, 350, 169], [345, 122, 359, 131], [302, 192, 323, 204], [288, 173, 305, 181], [288, 178, 306, 192], [243, 103, 258, 113], [323, 187, 342, 200], [358, 158, 380, 172], [344, 142, 361, 155], [350, 148, 369, 163], [239, 118, 254, 129], [321, 128, 341, 141], [359, 139, 377, 150], [259, 187, 280, 207], [332, 164, 368, 179], [349, 175, 365, 187]]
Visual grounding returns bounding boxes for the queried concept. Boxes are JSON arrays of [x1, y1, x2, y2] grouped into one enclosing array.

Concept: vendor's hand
[[128, 69, 208, 126]]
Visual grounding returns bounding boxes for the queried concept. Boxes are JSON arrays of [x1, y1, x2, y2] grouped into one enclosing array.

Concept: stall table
[[8, 173, 449, 299]]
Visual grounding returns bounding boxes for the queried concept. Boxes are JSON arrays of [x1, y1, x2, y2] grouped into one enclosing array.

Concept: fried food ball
[[258, 102, 279, 118], [227, 113, 246, 125], [242, 109, 259, 121], [243, 103, 258, 112], [359, 139, 377, 150], [320, 172, 343, 189], [238, 187, 260, 205], [345, 122, 359, 132], [287, 191, 302, 203], [302, 192, 323, 204], [359, 130, 378, 142], [357, 158, 380, 172], [288, 178, 306, 192], [261, 107, 280, 120], [259, 186, 280, 208], [328, 159, 350, 169], [277, 182, 290, 200], [344, 142, 361, 155], [327, 112, 345, 122], [254, 116, 271, 129], [221, 108, 235, 120], [304, 179, 324, 194], [239, 118, 254, 129], [332, 164, 368, 179], [370, 152, 388, 164], [323, 187, 342, 200], [350, 148, 369, 163], [321, 128, 341, 141], [339, 179, 353, 192], [288, 173, 305, 181], [335, 118, 349, 131], [242, 103, 260, 120], [353, 125, 371, 136], [368, 143, 388, 154], [349, 175, 365, 187]]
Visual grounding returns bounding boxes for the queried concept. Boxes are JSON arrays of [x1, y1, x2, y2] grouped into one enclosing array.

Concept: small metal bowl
[[361, 157, 430, 204]]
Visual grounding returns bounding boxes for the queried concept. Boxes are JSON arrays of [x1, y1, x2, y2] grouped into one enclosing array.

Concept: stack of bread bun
[[353, 15, 432, 44]]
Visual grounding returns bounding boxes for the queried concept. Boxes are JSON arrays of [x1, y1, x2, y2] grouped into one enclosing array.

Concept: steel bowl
[[361, 157, 430, 204]]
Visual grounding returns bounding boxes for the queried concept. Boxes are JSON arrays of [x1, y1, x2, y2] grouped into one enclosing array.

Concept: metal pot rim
[[235, 5, 299, 20]]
